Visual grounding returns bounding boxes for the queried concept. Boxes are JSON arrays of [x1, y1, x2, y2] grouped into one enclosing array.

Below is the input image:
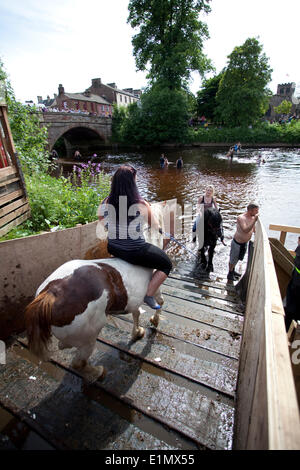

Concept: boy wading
[[227, 203, 259, 281]]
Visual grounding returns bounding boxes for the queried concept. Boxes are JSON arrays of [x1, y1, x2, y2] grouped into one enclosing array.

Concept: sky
[[0, 0, 299, 103]]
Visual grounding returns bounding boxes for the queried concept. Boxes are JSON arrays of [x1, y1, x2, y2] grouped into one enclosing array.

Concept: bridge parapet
[[40, 112, 112, 125]]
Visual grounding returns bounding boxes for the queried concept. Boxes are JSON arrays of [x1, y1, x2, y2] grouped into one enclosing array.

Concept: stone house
[[86, 78, 141, 107]]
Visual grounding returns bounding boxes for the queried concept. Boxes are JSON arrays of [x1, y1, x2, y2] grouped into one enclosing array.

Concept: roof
[[100, 83, 139, 99], [64, 92, 111, 105]]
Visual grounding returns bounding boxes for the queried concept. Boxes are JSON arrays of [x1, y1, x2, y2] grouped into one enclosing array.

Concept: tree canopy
[[0, 58, 49, 174], [215, 38, 273, 127], [127, 0, 212, 90], [196, 72, 224, 120]]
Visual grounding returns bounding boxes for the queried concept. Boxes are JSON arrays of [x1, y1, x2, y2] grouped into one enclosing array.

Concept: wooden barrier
[[0, 221, 99, 340], [269, 224, 300, 248], [234, 219, 300, 449], [0, 104, 30, 236]]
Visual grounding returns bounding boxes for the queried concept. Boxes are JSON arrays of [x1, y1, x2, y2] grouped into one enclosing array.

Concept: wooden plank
[[0, 211, 30, 237], [0, 165, 17, 180], [0, 176, 20, 188], [0, 202, 29, 227], [162, 283, 244, 317], [0, 196, 27, 217], [165, 276, 240, 303], [0, 189, 23, 206], [269, 224, 300, 235], [234, 219, 300, 450]]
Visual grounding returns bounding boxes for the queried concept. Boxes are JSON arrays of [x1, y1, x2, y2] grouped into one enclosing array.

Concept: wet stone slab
[[48, 338, 235, 449], [99, 321, 238, 396], [0, 348, 179, 450]]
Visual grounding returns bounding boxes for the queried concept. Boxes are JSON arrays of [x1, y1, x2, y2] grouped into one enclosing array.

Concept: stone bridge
[[39, 112, 112, 157]]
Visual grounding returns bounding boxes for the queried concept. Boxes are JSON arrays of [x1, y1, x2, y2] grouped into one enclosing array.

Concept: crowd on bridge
[[39, 107, 112, 118]]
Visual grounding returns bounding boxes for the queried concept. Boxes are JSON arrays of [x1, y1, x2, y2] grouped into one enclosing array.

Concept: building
[[37, 78, 141, 116], [266, 82, 299, 120], [86, 78, 141, 107]]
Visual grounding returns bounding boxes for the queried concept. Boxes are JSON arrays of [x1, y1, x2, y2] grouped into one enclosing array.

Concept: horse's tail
[[25, 289, 55, 360]]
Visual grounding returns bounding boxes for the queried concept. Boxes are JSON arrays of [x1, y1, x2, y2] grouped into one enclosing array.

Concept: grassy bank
[[1, 163, 111, 241], [188, 121, 300, 144]]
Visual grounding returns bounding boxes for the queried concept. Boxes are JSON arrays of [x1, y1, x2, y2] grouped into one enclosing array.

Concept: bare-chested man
[[227, 203, 259, 281]]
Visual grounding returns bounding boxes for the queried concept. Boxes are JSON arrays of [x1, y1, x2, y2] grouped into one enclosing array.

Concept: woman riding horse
[[98, 165, 172, 310]]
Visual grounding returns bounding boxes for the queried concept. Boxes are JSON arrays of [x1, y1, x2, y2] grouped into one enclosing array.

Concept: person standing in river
[[159, 154, 165, 168], [227, 203, 259, 281], [176, 157, 183, 169]]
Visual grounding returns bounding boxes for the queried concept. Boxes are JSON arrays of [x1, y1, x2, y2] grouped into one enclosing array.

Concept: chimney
[[108, 83, 117, 88], [58, 84, 65, 95], [92, 78, 101, 88], [54, 93, 57, 98], [37, 96, 43, 104], [84, 90, 91, 97]]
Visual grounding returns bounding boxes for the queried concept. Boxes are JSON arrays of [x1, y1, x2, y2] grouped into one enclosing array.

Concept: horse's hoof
[[133, 327, 145, 341], [82, 365, 106, 383], [150, 315, 160, 328]]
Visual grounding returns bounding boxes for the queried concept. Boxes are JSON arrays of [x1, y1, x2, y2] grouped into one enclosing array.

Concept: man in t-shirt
[[227, 203, 259, 281], [160, 154, 165, 168]]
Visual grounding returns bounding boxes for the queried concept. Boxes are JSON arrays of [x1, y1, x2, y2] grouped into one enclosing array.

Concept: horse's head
[[205, 208, 224, 241], [144, 202, 165, 249]]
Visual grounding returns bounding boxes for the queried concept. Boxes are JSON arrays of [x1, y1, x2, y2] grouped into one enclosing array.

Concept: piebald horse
[[25, 203, 166, 380]]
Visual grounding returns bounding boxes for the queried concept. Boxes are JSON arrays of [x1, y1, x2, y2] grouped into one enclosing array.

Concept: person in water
[[226, 147, 234, 159], [159, 154, 165, 168], [98, 165, 172, 310], [234, 142, 242, 153], [227, 203, 259, 281], [176, 157, 183, 169]]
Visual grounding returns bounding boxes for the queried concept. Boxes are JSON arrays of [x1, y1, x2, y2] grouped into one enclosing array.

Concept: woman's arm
[[139, 201, 160, 231]]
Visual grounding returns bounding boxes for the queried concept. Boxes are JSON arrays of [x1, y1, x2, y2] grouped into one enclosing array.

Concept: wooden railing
[[269, 224, 300, 250], [234, 218, 300, 449]]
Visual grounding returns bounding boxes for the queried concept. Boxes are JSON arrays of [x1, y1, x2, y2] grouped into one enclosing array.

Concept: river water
[[69, 147, 300, 278]]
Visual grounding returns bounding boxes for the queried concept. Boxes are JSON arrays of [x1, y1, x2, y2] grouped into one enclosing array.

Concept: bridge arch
[[40, 112, 112, 157], [50, 125, 107, 158]]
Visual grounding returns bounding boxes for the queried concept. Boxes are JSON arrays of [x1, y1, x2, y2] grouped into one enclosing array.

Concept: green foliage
[[127, 0, 212, 90], [0, 58, 111, 242], [215, 38, 273, 127], [1, 163, 111, 240], [112, 85, 190, 144], [196, 72, 224, 120], [274, 100, 292, 116], [188, 120, 300, 144], [0, 57, 49, 175]]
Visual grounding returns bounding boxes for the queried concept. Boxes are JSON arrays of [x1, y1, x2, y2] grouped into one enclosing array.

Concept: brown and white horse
[[25, 203, 167, 381]]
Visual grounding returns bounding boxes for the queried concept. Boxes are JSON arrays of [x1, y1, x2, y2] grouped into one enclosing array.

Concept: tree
[[112, 85, 190, 144], [127, 0, 212, 90], [0, 58, 49, 174], [215, 38, 273, 127], [274, 99, 292, 116], [196, 72, 224, 120]]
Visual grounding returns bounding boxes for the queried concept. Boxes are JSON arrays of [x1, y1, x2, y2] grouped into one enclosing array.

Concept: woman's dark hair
[[107, 165, 142, 216]]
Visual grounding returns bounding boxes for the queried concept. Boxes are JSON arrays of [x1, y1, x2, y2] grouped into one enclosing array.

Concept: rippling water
[[75, 147, 300, 277]]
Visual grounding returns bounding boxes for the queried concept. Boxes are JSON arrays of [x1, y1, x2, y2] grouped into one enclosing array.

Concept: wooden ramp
[[0, 272, 243, 450]]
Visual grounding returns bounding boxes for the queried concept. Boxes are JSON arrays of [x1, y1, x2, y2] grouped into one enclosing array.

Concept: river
[[67, 146, 300, 279]]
